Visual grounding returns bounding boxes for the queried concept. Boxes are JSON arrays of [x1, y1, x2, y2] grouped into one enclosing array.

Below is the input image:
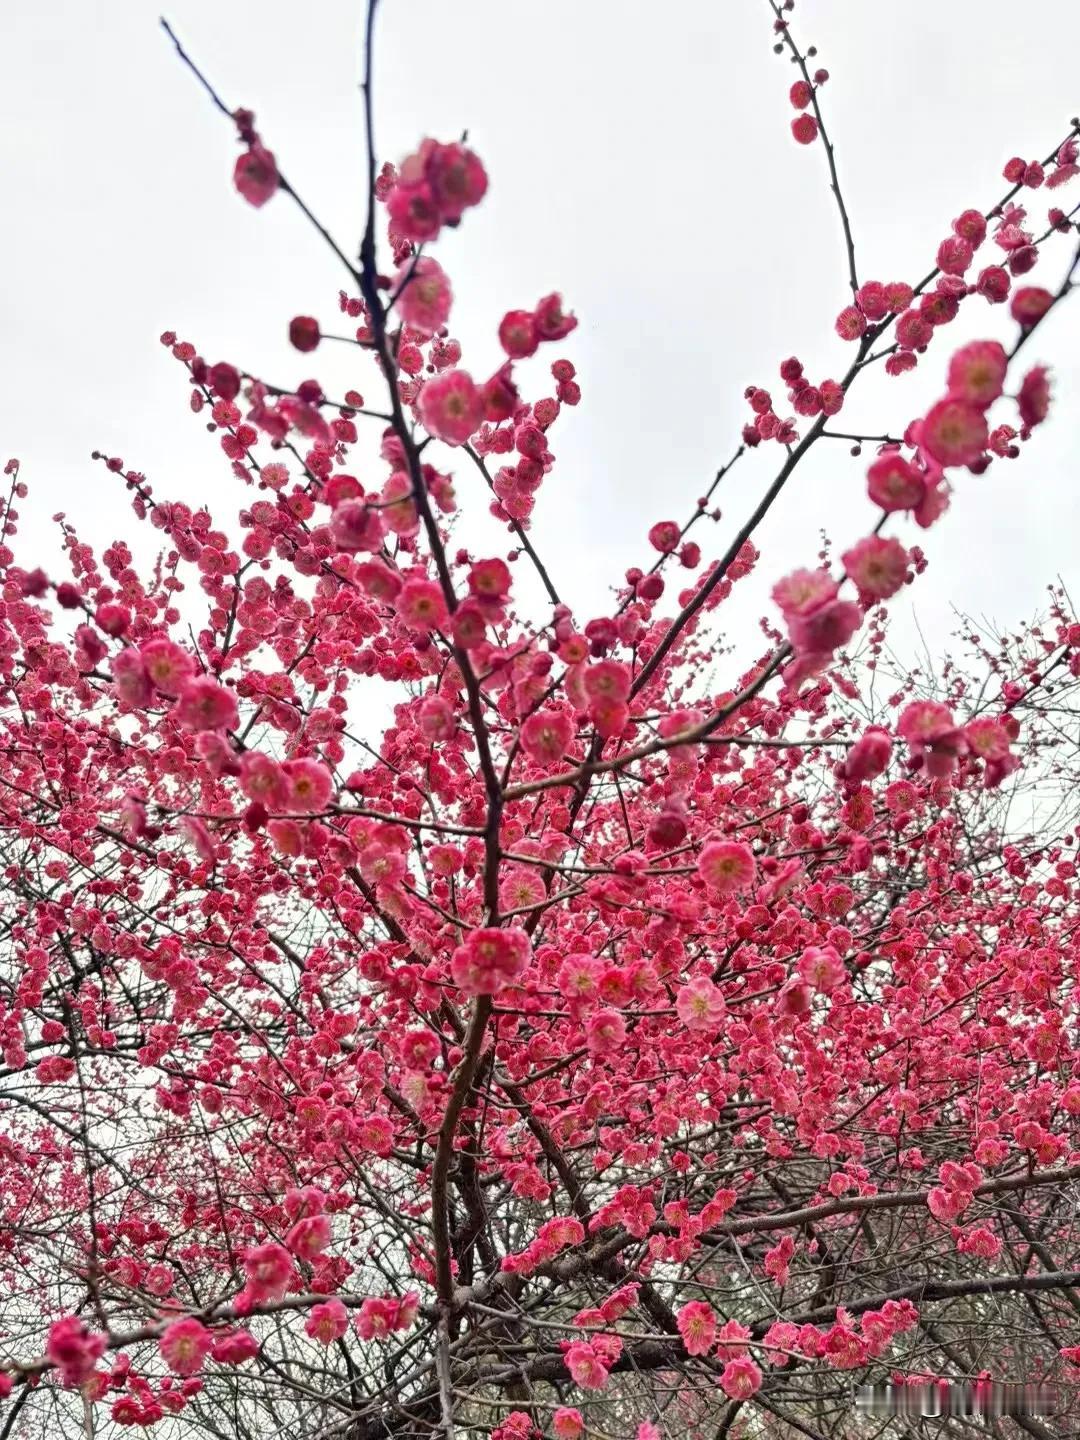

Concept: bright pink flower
[[425, 140, 488, 222], [282, 758, 334, 814], [676, 977, 725, 1031], [677, 1300, 717, 1356], [1018, 365, 1051, 428], [451, 927, 532, 996], [210, 1329, 259, 1365], [1011, 285, 1053, 327], [855, 281, 888, 320], [46, 1317, 107, 1388], [936, 235, 973, 275], [306, 1299, 349, 1345], [234, 146, 279, 207], [242, 1242, 294, 1302], [946, 341, 1007, 409], [798, 945, 846, 992], [964, 717, 1010, 762], [385, 581, 446, 639], [286, 1213, 331, 1260], [557, 952, 602, 1004], [553, 1408, 585, 1439], [698, 840, 756, 895], [919, 397, 988, 467], [956, 1227, 1001, 1259], [582, 660, 631, 704], [394, 256, 452, 338], [913, 474, 951, 529], [521, 708, 574, 765], [389, 139, 487, 241], [844, 727, 892, 782], [239, 751, 290, 810], [113, 648, 153, 709], [772, 568, 838, 619], [159, 1319, 212, 1377], [841, 535, 909, 603], [468, 557, 512, 604], [720, 1356, 762, 1400], [788, 599, 862, 656], [976, 265, 1011, 303], [565, 1340, 609, 1390], [896, 309, 932, 349], [174, 678, 239, 732], [535, 293, 578, 341], [586, 1009, 627, 1055], [498, 310, 539, 359], [953, 208, 987, 247], [648, 520, 681, 554], [792, 114, 819, 145], [141, 638, 195, 696], [356, 559, 403, 602], [898, 700, 955, 747], [418, 370, 484, 446], [834, 305, 866, 340], [330, 499, 385, 553], [144, 1264, 174, 1296]]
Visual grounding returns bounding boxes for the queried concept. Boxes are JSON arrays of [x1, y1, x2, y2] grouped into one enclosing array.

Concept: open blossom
[[282, 758, 334, 814], [698, 840, 755, 895], [586, 1008, 627, 1055], [396, 578, 450, 632], [772, 567, 838, 618], [159, 1318, 212, 1376], [330, 499, 385, 553], [866, 452, 925, 512], [306, 1298, 349, 1345], [535, 292, 578, 341], [898, 700, 968, 778], [677, 1300, 717, 1356], [919, 396, 988, 467], [239, 751, 290, 810], [211, 1329, 259, 1365], [788, 598, 862, 656], [394, 256, 452, 337], [113, 647, 154, 708], [1017, 365, 1051, 428], [565, 1340, 610, 1390], [844, 727, 892, 782], [676, 977, 726, 1031], [242, 1242, 294, 1302], [141, 638, 195, 695], [46, 1317, 107, 1388], [389, 138, 488, 243], [174, 678, 239, 732], [946, 340, 1007, 408], [798, 945, 846, 992], [286, 1213, 331, 1260], [451, 927, 532, 995], [552, 1408, 585, 1439], [841, 535, 909, 603], [720, 1356, 763, 1400], [521, 707, 575, 765], [418, 369, 484, 445]]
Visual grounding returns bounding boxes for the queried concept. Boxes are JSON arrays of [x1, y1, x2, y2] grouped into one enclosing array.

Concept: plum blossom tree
[[2, 1, 1080, 1437]]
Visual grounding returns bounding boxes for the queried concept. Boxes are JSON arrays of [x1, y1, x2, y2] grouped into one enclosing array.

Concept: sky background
[[2, 0, 1079, 686]]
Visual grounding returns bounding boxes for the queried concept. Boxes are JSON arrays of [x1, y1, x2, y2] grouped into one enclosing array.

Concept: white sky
[[2, 0, 1079, 678]]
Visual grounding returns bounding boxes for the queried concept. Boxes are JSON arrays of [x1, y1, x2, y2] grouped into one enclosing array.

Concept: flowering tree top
[[1, 2, 1080, 1437]]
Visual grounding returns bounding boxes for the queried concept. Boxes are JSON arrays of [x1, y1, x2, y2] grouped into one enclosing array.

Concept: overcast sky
[[2, 0, 1079, 681]]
